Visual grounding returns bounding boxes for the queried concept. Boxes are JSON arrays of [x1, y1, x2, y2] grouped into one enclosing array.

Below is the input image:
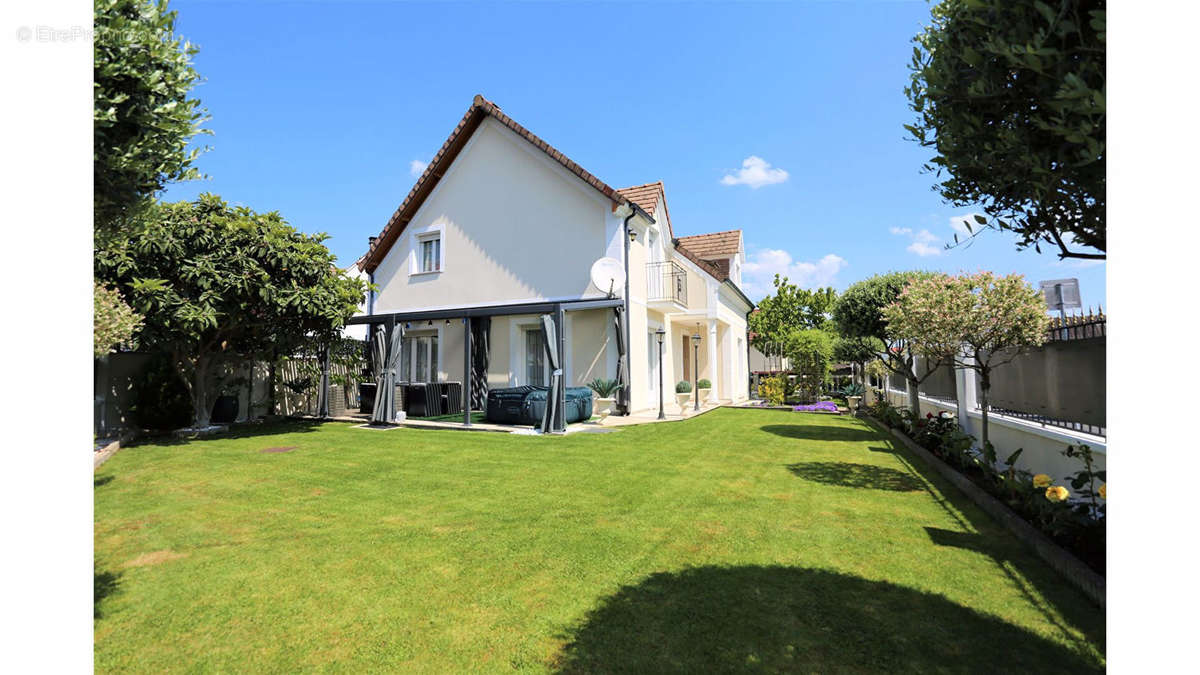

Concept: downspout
[[746, 307, 754, 400], [622, 204, 636, 415]]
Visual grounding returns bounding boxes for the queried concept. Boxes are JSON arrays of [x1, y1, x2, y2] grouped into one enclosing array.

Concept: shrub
[[586, 378, 620, 398], [697, 379, 711, 389], [675, 381, 692, 394], [758, 375, 786, 406]]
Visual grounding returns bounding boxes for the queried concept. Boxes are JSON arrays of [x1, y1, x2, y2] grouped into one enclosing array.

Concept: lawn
[[94, 408, 1105, 672]]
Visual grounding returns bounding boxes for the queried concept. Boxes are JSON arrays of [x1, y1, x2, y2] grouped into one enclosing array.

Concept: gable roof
[[362, 95, 654, 273], [616, 181, 675, 240], [676, 229, 742, 259]]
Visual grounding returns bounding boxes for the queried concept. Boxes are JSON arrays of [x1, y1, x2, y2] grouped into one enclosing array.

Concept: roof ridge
[[617, 180, 664, 190], [679, 228, 742, 237]]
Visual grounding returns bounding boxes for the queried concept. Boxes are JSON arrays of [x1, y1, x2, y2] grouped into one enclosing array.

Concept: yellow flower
[[1045, 486, 1069, 503], [1098, 484, 1106, 500], [1032, 474, 1052, 488]]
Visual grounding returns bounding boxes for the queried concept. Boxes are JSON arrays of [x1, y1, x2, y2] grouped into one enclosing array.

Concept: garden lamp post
[[692, 325, 702, 411], [655, 327, 666, 419]]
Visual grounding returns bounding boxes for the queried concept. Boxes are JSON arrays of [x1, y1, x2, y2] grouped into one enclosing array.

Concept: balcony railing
[[647, 260, 688, 307]]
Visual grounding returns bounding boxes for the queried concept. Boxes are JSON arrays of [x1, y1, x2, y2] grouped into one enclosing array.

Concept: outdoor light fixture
[[692, 324, 702, 411], [655, 327, 666, 420], [628, 228, 638, 242]]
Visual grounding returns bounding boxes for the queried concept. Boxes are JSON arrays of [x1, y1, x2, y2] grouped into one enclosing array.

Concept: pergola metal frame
[[333, 297, 625, 432]]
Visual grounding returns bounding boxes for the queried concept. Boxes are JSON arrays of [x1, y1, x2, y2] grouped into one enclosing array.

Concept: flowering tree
[[94, 281, 143, 357], [883, 271, 1050, 457]]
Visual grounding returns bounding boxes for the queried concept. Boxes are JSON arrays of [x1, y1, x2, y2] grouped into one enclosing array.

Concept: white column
[[955, 351, 977, 436], [707, 319, 719, 403]]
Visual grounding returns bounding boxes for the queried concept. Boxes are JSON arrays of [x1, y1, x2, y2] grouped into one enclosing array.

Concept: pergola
[[318, 297, 626, 433]]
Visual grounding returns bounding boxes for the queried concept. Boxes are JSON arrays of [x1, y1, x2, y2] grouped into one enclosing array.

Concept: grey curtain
[[539, 314, 563, 433], [613, 307, 628, 415], [470, 317, 490, 410], [370, 324, 404, 424]]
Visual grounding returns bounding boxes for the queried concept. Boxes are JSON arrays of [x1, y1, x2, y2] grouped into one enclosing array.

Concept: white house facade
[[353, 96, 754, 419]]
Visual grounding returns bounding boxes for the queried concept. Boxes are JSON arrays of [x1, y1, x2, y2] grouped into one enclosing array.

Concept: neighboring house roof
[[676, 230, 742, 259], [616, 181, 675, 240], [362, 94, 654, 274]]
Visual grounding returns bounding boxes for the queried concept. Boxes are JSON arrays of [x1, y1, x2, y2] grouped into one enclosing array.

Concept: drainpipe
[[622, 204, 636, 415]]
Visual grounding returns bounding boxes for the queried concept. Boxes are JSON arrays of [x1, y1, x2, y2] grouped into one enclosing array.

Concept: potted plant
[[840, 382, 865, 414], [697, 379, 712, 406], [586, 378, 620, 423], [675, 381, 692, 415]]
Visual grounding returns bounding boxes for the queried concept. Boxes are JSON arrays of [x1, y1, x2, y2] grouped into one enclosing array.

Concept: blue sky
[[162, 0, 1106, 308]]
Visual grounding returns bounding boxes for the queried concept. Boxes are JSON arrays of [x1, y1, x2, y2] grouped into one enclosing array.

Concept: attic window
[[418, 234, 441, 273]]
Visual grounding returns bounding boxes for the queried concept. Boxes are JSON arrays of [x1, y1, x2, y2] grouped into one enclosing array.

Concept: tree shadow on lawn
[[870, 433, 1106, 658], [135, 418, 327, 447], [760, 424, 879, 443], [786, 461, 925, 492], [553, 565, 1103, 673], [94, 568, 121, 619]]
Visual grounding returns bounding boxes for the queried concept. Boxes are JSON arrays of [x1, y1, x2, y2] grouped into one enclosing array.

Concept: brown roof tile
[[675, 230, 742, 259]]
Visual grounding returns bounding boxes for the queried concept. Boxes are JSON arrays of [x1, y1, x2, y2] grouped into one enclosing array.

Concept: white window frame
[[409, 223, 445, 276]]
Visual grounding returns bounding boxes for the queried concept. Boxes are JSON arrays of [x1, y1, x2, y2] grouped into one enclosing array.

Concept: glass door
[[525, 329, 546, 386]]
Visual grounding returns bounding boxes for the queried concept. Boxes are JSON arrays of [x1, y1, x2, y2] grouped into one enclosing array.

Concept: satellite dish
[[589, 257, 625, 297]]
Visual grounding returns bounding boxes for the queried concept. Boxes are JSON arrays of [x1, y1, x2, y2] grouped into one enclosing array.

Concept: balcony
[[647, 260, 688, 311]]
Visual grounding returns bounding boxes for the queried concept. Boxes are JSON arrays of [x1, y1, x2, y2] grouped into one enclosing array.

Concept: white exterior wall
[[372, 119, 617, 313], [869, 384, 1106, 490]]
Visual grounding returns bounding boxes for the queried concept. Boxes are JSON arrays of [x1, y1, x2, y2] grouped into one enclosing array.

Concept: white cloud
[[890, 226, 944, 256], [720, 156, 789, 189], [742, 248, 847, 299], [907, 241, 942, 257], [409, 159, 429, 177]]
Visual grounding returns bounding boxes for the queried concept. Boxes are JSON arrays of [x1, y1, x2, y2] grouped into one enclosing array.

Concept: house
[[351, 95, 754, 421]]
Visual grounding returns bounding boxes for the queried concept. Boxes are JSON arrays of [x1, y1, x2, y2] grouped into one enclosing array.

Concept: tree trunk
[[191, 358, 212, 429], [905, 377, 920, 418], [979, 368, 991, 464]]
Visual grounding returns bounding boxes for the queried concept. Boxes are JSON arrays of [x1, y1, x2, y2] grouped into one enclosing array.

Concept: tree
[[94, 281, 143, 357], [94, 0, 210, 235], [832, 335, 879, 388], [95, 194, 365, 428], [782, 329, 834, 403], [832, 271, 943, 417], [883, 271, 1050, 459], [906, 0, 1105, 259], [749, 275, 836, 367]]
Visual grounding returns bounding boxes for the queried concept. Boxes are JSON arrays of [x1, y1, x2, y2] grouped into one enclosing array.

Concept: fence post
[[954, 351, 977, 437]]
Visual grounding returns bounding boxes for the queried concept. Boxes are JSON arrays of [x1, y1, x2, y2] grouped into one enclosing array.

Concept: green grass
[[94, 409, 1105, 672]]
